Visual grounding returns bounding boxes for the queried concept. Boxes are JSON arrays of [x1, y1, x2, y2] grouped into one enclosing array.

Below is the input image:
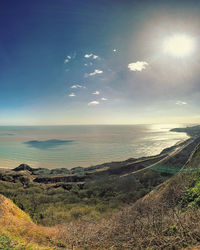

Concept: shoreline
[[0, 133, 191, 172], [1, 124, 198, 171]]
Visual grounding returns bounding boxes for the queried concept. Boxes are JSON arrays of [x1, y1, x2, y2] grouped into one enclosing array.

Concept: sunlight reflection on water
[[0, 125, 189, 169]]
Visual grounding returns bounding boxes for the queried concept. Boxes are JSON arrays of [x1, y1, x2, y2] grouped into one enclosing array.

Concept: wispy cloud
[[101, 97, 107, 101], [88, 101, 99, 106], [84, 62, 93, 66], [64, 55, 72, 64], [85, 69, 103, 77], [128, 61, 149, 71], [84, 54, 93, 58], [84, 54, 99, 59], [69, 93, 76, 97], [93, 91, 100, 95], [71, 85, 86, 89], [176, 101, 187, 105]]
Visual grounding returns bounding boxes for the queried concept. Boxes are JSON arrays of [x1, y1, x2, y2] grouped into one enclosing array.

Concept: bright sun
[[163, 34, 195, 57]]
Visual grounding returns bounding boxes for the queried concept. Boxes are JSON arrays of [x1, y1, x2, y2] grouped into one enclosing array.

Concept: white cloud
[[84, 63, 88, 66], [64, 55, 72, 63], [84, 54, 99, 59], [71, 85, 86, 89], [93, 91, 100, 95], [101, 97, 107, 101], [128, 61, 149, 71], [113, 49, 117, 52], [176, 101, 187, 105], [85, 69, 103, 77], [88, 101, 99, 106], [84, 54, 93, 58], [69, 93, 76, 97]]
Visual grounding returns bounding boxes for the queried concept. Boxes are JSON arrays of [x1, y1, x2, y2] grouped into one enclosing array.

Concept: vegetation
[[1, 126, 200, 248], [0, 194, 66, 249], [0, 169, 171, 226], [181, 170, 200, 208], [56, 172, 200, 249]]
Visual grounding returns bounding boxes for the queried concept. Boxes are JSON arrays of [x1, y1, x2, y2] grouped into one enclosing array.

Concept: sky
[[1, 0, 200, 125]]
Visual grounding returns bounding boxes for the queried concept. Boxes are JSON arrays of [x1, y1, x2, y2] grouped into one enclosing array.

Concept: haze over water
[[0, 124, 188, 169]]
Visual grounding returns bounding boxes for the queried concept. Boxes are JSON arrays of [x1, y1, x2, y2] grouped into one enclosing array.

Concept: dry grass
[[1, 172, 200, 249], [56, 173, 200, 249], [1, 142, 200, 250], [0, 194, 68, 249]]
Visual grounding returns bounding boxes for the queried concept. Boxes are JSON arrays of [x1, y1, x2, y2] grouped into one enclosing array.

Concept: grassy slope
[[1, 140, 200, 249], [58, 143, 200, 249], [0, 136, 198, 227], [0, 194, 67, 249]]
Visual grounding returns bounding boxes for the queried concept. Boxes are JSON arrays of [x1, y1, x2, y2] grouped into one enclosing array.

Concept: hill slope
[[58, 142, 200, 249], [1, 136, 200, 249], [0, 194, 65, 249]]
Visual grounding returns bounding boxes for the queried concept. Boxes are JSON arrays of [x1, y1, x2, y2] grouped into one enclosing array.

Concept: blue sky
[[1, 0, 200, 125]]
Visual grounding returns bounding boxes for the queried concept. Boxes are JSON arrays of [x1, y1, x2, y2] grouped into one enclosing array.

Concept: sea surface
[[0, 124, 189, 169]]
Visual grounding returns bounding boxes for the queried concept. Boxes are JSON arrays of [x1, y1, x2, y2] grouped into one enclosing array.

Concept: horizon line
[[0, 122, 194, 127]]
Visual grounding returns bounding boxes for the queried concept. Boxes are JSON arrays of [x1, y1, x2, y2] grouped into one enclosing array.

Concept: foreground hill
[[0, 194, 66, 249], [58, 140, 200, 249]]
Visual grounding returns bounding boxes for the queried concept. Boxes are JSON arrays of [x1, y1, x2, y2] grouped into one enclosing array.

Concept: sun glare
[[163, 34, 195, 57]]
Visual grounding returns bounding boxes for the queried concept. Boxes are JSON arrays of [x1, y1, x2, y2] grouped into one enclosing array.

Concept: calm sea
[[0, 124, 188, 169]]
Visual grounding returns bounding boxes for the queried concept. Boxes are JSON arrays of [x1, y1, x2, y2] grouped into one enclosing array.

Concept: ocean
[[0, 124, 188, 169]]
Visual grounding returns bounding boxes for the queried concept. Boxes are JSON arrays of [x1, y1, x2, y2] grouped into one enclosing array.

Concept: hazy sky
[[1, 0, 200, 125]]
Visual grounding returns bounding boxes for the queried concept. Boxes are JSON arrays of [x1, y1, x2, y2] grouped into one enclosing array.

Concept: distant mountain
[[171, 125, 200, 137]]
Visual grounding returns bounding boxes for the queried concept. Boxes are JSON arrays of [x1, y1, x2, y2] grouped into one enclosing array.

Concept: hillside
[[1, 140, 200, 249], [0, 194, 66, 249], [0, 136, 199, 226], [1, 127, 200, 248], [58, 139, 200, 249]]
